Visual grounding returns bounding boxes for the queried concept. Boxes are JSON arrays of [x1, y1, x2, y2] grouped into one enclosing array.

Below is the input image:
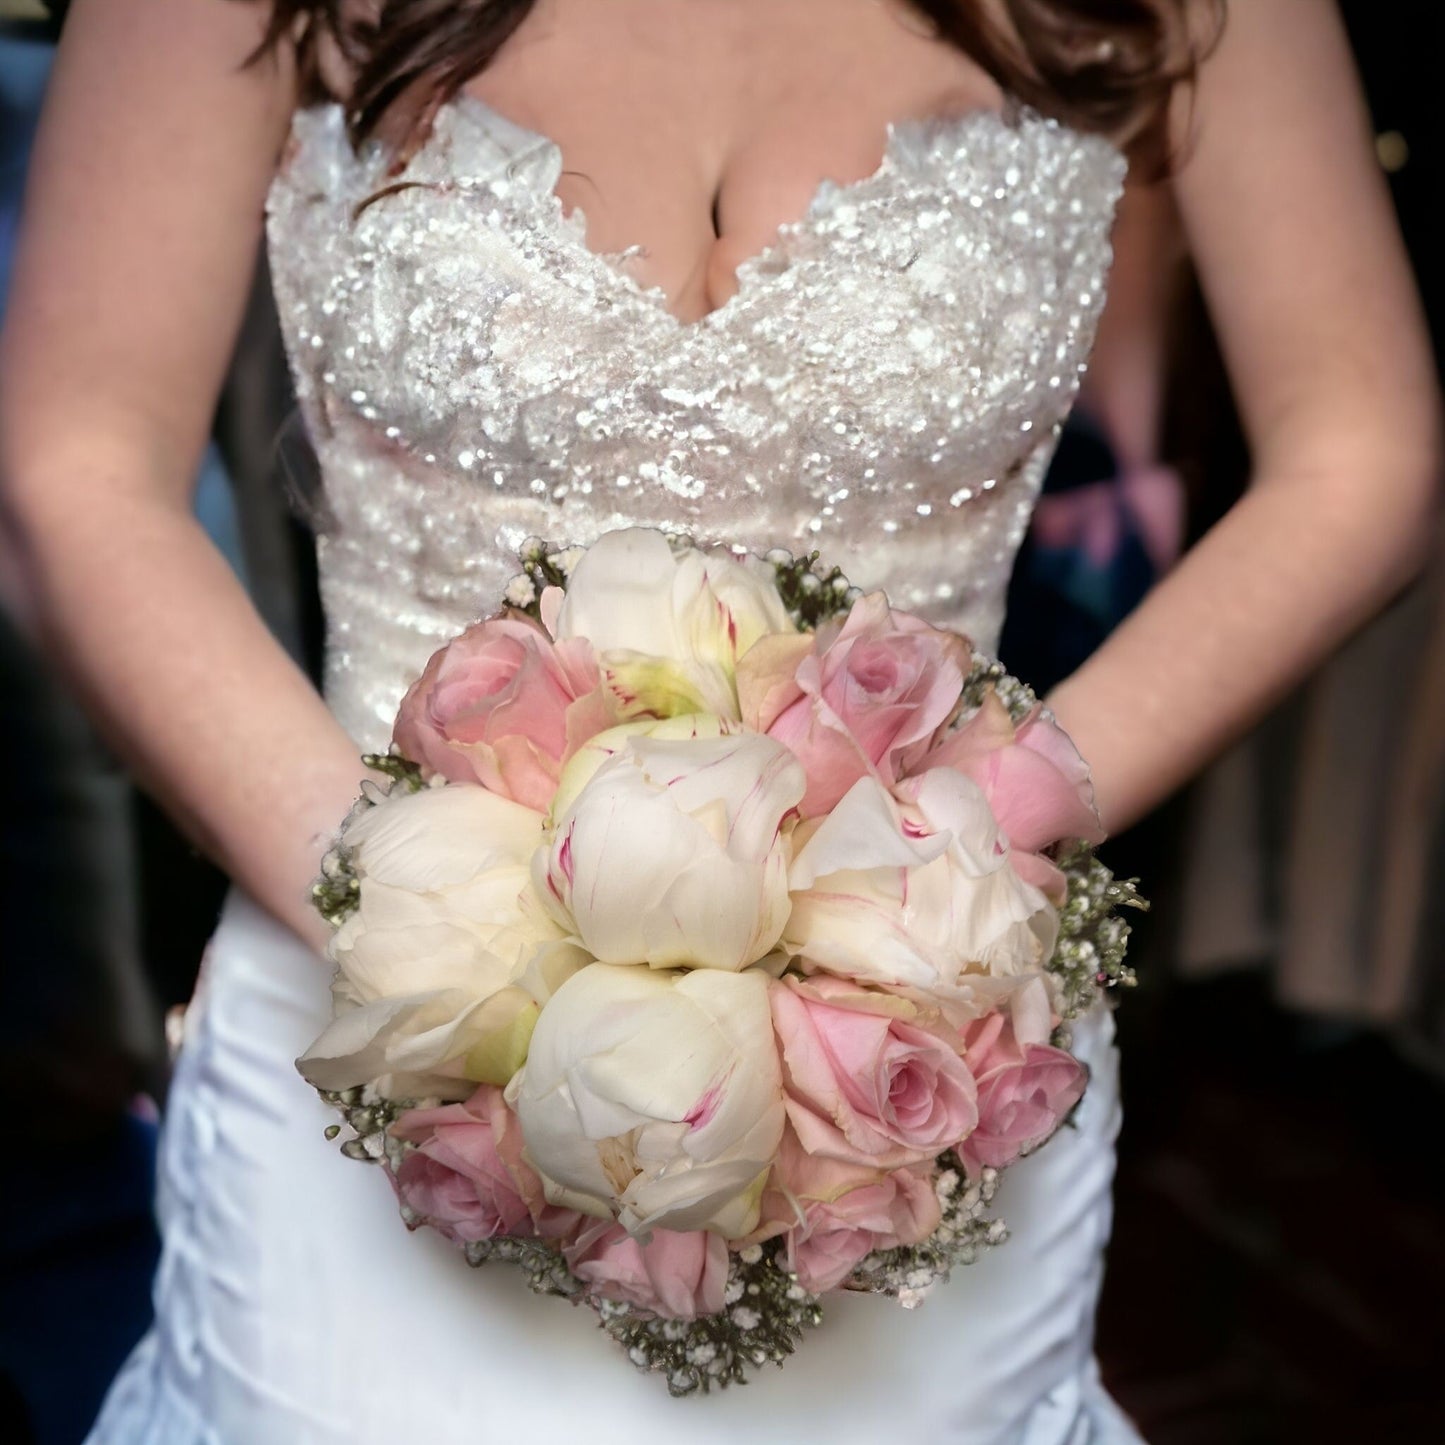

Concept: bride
[[2, 1, 1437, 1440]]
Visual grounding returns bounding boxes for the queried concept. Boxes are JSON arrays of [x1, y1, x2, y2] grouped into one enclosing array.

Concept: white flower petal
[[298, 988, 490, 1098], [343, 783, 545, 892], [785, 769, 1059, 991], [553, 529, 687, 656], [788, 776, 950, 890], [552, 530, 794, 724], [512, 964, 784, 1237], [540, 727, 804, 971]]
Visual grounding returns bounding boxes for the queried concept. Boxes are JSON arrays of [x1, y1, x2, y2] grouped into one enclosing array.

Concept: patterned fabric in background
[[1001, 409, 1184, 694]]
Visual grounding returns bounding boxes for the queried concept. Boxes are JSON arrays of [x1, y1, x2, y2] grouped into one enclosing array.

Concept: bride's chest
[[267, 100, 1125, 488]]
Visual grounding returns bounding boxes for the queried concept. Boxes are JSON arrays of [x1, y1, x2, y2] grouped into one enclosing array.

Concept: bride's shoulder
[[0, 0, 301, 503], [38, 0, 302, 168]]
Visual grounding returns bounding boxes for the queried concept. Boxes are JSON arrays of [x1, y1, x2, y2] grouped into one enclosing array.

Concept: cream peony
[[535, 720, 805, 971], [298, 783, 587, 1099], [783, 769, 1059, 993], [548, 528, 796, 719], [509, 963, 785, 1237]]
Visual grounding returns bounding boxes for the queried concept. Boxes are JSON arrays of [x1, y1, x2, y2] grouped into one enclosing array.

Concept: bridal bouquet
[[300, 527, 1141, 1394]]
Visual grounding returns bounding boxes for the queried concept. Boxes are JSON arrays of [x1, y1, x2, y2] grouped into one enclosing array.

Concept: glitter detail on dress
[[266, 95, 1126, 750]]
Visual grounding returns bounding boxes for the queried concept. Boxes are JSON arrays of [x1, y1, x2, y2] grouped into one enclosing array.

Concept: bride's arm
[[0, 0, 360, 950], [1047, 0, 1441, 834]]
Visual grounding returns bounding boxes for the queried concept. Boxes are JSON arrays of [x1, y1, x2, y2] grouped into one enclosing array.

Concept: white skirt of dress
[[87, 889, 1146, 1445]]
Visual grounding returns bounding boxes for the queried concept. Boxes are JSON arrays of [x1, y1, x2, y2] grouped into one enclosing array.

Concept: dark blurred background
[[2, 4, 1443, 1442]]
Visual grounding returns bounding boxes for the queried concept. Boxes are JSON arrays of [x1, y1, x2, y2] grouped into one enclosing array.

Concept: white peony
[[783, 769, 1060, 994], [542, 712, 730, 823], [298, 783, 587, 1099], [547, 528, 796, 719], [534, 719, 805, 971], [509, 963, 785, 1236]]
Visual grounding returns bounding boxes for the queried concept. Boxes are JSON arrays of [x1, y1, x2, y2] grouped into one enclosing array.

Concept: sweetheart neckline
[[444, 91, 1015, 330], [274, 92, 1125, 345], [392, 91, 1124, 335]]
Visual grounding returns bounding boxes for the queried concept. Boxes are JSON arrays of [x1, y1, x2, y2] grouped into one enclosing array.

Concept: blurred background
[[1, 4, 1442, 1442]]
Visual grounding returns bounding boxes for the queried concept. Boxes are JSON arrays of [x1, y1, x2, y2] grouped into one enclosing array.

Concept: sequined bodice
[[266, 97, 1125, 749]]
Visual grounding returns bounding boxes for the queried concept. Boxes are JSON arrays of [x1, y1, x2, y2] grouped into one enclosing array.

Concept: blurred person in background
[[0, 2, 1439, 1443]]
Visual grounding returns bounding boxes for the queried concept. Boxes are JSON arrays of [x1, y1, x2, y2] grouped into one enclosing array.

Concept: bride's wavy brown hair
[[251, 0, 1221, 167]]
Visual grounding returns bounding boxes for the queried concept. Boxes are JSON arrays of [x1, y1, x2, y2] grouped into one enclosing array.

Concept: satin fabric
[[88, 891, 1144, 1444]]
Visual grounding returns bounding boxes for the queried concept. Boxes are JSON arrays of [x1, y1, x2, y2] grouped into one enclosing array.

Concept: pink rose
[[770, 975, 979, 1169], [749, 1129, 941, 1294], [919, 690, 1105, 900], [391, 1085, 579, 1244], [954, 1012, 1088, 1176], [737, 593, 969, 817], [393, 615, 615, 811], [564, 1221, 728, 1320]]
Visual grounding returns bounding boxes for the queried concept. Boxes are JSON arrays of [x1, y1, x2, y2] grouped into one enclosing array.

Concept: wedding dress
[[88, 94, 1138, 1444]]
